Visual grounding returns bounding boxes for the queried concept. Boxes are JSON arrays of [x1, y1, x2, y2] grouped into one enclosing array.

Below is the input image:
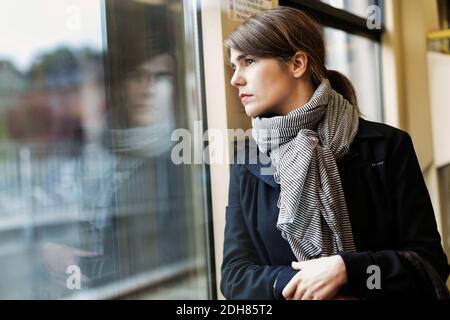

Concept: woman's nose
[[230, 70, 246, 87]]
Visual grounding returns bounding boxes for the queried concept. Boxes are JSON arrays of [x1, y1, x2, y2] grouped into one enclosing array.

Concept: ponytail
[[325, 69, 359, 114]]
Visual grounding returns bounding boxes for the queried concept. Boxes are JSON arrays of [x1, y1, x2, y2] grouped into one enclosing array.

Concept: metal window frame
[[279, 0, 385, 42], [188, 0, 218, 300]]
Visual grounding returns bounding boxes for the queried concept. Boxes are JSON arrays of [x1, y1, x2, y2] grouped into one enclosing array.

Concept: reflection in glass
[[0, 0, 209, 299]]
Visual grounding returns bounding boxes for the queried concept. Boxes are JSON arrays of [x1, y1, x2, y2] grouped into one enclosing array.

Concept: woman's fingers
[[291, 261, 306, 270], [282, 272, 301, 299], [293, 284, 307, 300], [69, 247, 99, 257], [282, 281, 295, 299]]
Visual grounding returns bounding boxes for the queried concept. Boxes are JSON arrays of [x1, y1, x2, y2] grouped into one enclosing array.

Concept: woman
[[220, 6, 449, 300]]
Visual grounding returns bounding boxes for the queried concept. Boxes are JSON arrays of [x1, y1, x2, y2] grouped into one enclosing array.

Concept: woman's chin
[[243, 105, 261, 118], [244, 107, 276, 119]]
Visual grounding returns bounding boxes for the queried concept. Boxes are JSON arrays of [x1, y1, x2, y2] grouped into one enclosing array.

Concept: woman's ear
[[290, 51, 308, 78]]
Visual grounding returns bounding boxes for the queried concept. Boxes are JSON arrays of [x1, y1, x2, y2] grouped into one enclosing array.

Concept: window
[[0, 0, 212, 299], [320, 0, 379, 19], [280, 0, 384, 122], [323, 28, 383, 121]]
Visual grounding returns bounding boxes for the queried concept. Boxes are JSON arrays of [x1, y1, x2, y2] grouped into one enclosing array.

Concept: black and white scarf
[[109, 119, 175, 158], [252, 79, 358, 261]]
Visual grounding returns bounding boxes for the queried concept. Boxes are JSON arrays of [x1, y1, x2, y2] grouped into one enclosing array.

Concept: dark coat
[[220, 118, 450, 299]]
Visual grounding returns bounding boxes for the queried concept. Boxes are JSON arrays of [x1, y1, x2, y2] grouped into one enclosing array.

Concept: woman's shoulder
[[356, 117, 410, 142], [354, 118, 417, 161], [229, 119, 415, 177]]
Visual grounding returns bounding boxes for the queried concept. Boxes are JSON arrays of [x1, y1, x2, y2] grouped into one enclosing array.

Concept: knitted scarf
[[252, 79, 358, 261]]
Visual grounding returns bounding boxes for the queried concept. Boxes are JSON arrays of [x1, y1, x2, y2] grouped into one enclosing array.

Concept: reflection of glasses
[[125, 70, 174, 83]]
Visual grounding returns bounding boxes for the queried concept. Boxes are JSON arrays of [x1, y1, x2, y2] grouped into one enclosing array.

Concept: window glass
[[0, 0, 210, 299], [324, 27, 383, 122], [320, 0, 380, 18]]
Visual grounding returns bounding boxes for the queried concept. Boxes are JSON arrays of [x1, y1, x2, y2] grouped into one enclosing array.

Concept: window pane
[[320, 0, 379, 18], [324, 27, 383, 122], [0, 0, 210, 299]]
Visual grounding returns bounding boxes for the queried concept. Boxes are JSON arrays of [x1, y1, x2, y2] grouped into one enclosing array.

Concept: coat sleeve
[[220, 162, 297, 300], [338, 131, 450, 299]]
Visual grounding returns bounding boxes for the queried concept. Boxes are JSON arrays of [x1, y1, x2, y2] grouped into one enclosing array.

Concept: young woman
[[220, 6, 449, 300]]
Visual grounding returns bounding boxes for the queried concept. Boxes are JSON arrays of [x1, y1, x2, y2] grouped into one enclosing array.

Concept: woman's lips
[[240, 94, 253, 101]]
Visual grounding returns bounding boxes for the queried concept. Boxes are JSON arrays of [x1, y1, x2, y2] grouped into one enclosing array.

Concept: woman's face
[[229, 49, 297, 118], [124, 53, 174, 127]]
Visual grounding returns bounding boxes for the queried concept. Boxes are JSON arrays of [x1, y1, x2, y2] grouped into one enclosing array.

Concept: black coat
[[220, 118, 450, 299]]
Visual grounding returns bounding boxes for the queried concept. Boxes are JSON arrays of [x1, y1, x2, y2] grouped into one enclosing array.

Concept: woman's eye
[[245, 59, 254, 66]]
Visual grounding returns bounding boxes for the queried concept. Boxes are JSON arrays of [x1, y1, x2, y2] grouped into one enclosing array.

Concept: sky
[[0, 0, 103, 72]]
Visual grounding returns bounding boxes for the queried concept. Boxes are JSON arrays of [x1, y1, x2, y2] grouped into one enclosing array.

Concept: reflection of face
[[229, 49, 296, 118], [125, 53, 174, 127]]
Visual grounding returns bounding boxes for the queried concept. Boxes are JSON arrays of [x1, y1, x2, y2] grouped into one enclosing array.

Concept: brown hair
[[224, 6, 359, 113]]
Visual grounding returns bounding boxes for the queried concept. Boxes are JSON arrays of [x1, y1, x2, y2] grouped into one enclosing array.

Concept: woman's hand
[[40, 242, 98, 285], [282, 255, 347, 300]]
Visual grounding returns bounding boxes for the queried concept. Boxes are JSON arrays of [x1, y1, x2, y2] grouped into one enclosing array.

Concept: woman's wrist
[[332, 255, 348, 286]]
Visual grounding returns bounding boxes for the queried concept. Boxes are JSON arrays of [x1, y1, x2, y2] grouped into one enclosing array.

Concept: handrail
[[428, 29, 450, 40]]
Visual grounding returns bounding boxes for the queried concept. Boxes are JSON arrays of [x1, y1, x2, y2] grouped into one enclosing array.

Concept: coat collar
[[241, 118, 384, 188], [354, 118, 384, 140]]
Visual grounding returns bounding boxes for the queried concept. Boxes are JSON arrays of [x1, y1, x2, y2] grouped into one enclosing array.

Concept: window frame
[[191, 0, 218, 300], [280, 0, 385, 42]]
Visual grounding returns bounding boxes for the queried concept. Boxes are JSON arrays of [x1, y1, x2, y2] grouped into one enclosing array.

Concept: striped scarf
[[252, 79, 358, 261], [108, 117, 175, 158]]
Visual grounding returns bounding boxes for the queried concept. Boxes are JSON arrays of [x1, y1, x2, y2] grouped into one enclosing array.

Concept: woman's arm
[[338, 131, 450, 299], [220, 162, 297, 299]]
